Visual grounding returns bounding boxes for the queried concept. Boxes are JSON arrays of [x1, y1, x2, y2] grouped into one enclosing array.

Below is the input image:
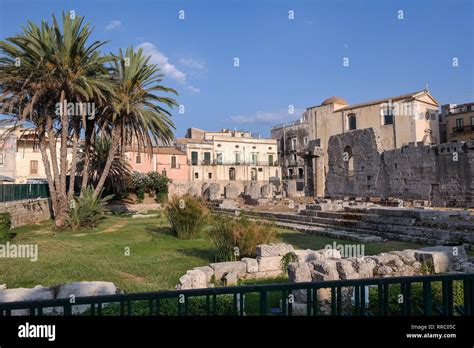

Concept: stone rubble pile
[[176, 243, 341, 289]]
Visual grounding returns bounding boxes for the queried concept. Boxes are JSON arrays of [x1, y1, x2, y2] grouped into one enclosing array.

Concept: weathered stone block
[[224, 183, 241, 199], [192, 266, 214, 283], [415, 251, 450, 273], [257, 256, 283, 272], [223, 271, 239, 286], [336, 259, 359, 280], [256, 243, 294, 257], [310, 259, 340, 281], [210, 261, 247, 280], [241, 258, 258, 273]]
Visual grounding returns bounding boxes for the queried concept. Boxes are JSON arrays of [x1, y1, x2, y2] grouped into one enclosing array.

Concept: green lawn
[[0, 213, 433, 293]]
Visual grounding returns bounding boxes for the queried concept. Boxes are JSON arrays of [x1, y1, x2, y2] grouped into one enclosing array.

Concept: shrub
[[136, 187, 145, 203], [147, 172, 169, 203], [0, 212, 13, 242], [368, 280, 465, 315], [209, 216, 276, 262], [280, 252, 299, 273], [66, 187, 114, 230], [165, 195, 208, 239]]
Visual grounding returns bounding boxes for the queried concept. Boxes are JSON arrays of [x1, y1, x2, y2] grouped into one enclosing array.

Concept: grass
[[0, 214, 436, 293]]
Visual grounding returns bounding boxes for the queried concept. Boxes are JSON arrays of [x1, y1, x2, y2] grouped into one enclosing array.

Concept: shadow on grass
[[175, 247, 217, 263], [145, 226, 174, 236]]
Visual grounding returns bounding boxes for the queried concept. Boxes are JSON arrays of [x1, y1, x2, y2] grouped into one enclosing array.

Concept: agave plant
[[66, 187, 114, 230]]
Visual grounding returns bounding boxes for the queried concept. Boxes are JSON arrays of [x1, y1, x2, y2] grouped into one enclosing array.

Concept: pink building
[[125, 147, 189, 181]]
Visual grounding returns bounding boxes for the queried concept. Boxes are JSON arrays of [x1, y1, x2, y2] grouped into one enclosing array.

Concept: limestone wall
[[326, 128, 474, 207], [0, 198, 51, 228]]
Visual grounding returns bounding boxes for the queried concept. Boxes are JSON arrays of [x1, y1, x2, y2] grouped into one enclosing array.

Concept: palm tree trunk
[[68, 129, 79, 200], [38, 125, 59, 218], [80, 120, 94, 194], [93, 125, 121, 198]]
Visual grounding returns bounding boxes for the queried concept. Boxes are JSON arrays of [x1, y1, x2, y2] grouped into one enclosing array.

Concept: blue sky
[[1, 0, 473, 137]]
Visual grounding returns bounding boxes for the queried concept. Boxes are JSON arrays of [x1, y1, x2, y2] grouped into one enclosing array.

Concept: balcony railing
[[189, 160, 280, 166], [452, 125, 474, 134]]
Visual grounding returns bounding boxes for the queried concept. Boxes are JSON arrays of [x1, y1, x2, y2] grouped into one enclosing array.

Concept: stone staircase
[[212, 204, 474, 248]]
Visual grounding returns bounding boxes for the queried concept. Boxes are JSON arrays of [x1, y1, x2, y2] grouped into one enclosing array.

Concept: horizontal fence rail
[[0, 273, 472, 316], [0, 184, 49, 203]]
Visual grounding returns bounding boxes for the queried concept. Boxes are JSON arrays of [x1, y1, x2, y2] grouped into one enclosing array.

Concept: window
[[303, 137, 308, 146], [135, 154, 141, 164], [251, 153, 257, 165], [292, 153, 297, 162], [268, 154, 274, 165], [162, 169, 167, 177], [288, 168, 294, 177], [471, 116, 474, 130], [455, 118, 464, 132], [30, 160, 38, 175], [0, 153, 3, 165], [344, 146, 354, 177], [33, 141, 39, 152], [191, 151, 198, 165], [298, 168, 304, 179], [383, 106, 394, 125], [348, 114, 357, 130], [194, 172, 199, 179], [235, 153, 241, 164], [203, 152, 211, 165], [291, 138, 297, 150], [229, 167, 236, 180], [251, 168, 257, 181], [170, 155, 177, 169], [208, 173, 212, 179], [216, 152, 223, 164]]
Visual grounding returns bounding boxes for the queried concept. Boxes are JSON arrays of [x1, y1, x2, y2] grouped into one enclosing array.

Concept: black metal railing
[[0, 273, 472, 316], [452, 125, 474, 134]]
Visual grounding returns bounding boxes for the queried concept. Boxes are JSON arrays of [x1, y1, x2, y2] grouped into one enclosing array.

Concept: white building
[[176, 128, 281, 183]]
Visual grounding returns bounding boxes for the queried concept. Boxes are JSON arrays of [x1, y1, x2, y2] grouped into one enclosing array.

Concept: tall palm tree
[[0, 13, 114, 227], [76, 135, 132, 195], [92, 47, 178, 197]]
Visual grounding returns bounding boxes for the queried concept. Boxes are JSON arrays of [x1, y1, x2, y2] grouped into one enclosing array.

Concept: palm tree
[[0, 13, 114, 227], [76, 135, 132, 195], [92, 47, 178, 197]]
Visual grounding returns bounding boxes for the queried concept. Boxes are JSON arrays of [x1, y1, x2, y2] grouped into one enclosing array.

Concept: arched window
[[343, 146, 354, 177], [251, 168, 257, 181], [229, 167, 236, 180], [348, 114, 357, 131]]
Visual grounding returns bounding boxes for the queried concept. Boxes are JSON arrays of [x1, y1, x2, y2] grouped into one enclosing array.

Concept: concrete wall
[[0, 198, 51, 228], [326, 128, 474, 207]]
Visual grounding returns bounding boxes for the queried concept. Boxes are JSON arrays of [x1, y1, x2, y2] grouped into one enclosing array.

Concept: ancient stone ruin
[[326, 128, 474, 207]]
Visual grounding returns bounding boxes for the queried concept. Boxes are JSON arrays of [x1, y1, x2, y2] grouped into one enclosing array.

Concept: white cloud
[[179, 58, 207, 71], [138, 42, 186, 84], [105, 20, 122, 31], [230, 109, 304, 125], [185, 85, 200, 94]]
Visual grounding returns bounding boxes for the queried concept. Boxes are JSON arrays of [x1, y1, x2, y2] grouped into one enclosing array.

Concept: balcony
[[189, 159, 280, 166], [451, 125, 474, 135]]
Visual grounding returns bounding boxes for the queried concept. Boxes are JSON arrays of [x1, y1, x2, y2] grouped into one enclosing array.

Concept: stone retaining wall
[[0, 198, 51, 228]]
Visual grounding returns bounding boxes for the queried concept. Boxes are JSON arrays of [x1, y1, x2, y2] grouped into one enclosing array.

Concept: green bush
[[280, 252, 299, 273], [0, 212, 13, 242], [209, 216, 276, 262], [84, 295, 234, 316], [165, 195, 208, 239], [66, 187, 114, 230], [147, 172, 169, 203], [136, 187, 145, 203], [368, 280, 465, 315]]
